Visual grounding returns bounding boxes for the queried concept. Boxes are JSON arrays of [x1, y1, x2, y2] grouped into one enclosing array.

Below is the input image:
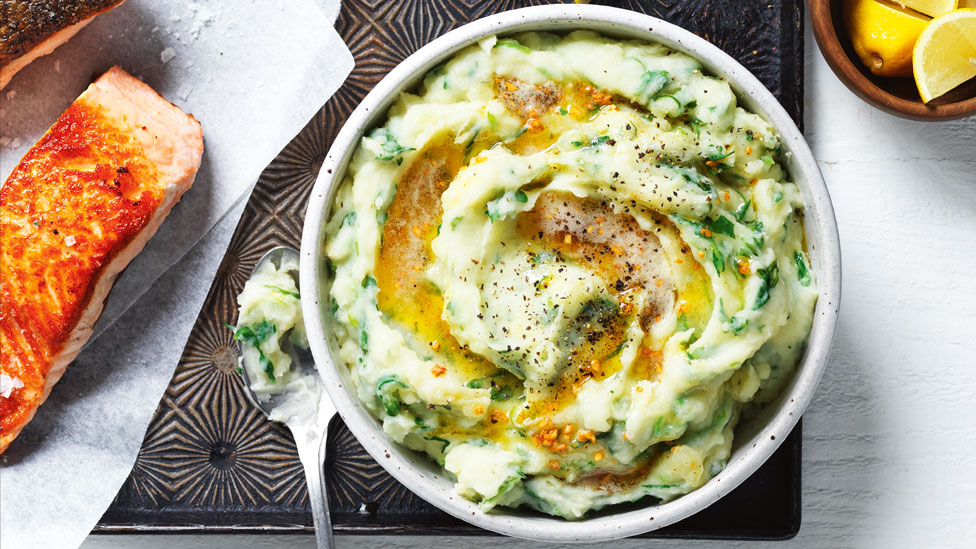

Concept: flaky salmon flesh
[[0, 66, 203, 453]]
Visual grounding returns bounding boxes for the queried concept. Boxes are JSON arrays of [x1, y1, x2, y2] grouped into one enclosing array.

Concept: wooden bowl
[[810, 0, 976, 120]]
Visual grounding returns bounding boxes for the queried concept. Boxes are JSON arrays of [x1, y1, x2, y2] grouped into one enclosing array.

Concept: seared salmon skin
[[0, 0, 127, 89], [0, 66, 203, 453]]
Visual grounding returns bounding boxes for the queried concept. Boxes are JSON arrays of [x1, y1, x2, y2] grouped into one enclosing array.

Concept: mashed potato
[[323, 31, 817, 519]]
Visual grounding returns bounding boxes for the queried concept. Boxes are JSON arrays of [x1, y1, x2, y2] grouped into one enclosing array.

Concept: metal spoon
[[237, 245, 336, 548]]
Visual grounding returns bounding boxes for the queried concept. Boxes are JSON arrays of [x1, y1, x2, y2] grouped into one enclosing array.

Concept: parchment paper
[[0, 0, 352, 339], [0, 1, 351, 547]]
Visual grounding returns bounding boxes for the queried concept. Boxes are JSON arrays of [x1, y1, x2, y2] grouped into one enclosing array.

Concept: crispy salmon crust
[[0, 66, 203, 453], [0, 0, 127, 89]]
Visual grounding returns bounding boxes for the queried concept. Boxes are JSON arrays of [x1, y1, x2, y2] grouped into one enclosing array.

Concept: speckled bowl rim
[[301, 4, 841, 543]]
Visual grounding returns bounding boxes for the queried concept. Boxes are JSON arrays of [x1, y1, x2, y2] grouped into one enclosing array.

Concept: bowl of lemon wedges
[[811, 0, 976, 120]]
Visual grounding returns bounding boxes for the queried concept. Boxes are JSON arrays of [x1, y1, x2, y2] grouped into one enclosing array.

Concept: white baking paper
[[0, 1, 352, 548], [0, 0, 353, 340]]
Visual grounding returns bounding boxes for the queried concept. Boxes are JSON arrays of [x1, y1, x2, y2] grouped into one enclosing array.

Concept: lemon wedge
[[892, 0, 958, 16], [958, 0, 976, 8], [913, 9, 976, 102], [846, 0, 932, 77]]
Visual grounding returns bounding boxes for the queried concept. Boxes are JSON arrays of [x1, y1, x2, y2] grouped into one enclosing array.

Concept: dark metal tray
[[95, 0, 805, 539]]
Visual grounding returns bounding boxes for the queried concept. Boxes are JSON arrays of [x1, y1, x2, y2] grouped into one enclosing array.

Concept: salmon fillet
[[0, 0, 126, 89], [0, 66, 203, 454]]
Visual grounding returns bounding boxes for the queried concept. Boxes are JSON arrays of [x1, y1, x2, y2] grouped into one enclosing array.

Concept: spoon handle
[[294, 423, 334, 548]]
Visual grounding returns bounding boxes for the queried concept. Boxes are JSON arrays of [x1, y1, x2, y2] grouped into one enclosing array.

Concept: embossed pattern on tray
[[95, 0, 804, 538]]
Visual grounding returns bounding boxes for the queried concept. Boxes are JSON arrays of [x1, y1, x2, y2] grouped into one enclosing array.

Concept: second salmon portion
[[0, 0, 127, 88], [0, 65, 203, 454]]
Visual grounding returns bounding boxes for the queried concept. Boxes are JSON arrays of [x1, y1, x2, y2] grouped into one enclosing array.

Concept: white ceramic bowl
[[300, 4, 841, 542]]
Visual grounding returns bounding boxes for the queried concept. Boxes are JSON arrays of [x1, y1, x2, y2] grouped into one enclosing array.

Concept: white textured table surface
[[80, 14, 976, 549]]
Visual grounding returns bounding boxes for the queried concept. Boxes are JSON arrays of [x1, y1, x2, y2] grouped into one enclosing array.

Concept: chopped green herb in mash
[[232, 253, 308, 392], [323, 31, 818, 520], [233, 253, 330, 427]]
